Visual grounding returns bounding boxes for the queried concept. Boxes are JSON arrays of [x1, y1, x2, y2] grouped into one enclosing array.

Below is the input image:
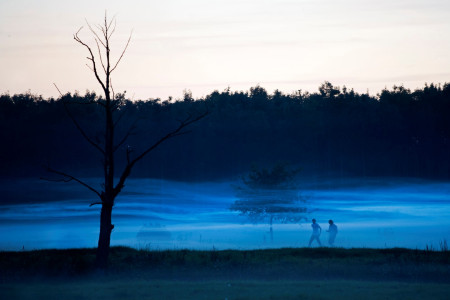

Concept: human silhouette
[[308, 218, 322, 247], [327, 219, 338, 246]]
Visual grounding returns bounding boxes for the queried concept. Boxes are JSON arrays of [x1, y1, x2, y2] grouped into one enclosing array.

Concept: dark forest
[[2, 81, 450, 181]]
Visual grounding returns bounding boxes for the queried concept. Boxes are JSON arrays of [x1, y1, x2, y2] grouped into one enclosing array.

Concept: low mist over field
[[1, 177, 449, 251]]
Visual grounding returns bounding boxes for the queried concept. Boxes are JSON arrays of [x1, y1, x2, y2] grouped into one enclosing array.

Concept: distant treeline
[[1, 82, 450, 180]]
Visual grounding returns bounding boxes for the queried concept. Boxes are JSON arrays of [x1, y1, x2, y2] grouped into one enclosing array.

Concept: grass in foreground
[[2, 280, 450, 300], [1, 246, 449, 299], [1, 246, 449, 282]]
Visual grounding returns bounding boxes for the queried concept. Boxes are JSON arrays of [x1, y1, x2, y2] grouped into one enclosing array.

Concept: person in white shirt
[[327, 219, 338, 246], [308, 218, 322, 247]]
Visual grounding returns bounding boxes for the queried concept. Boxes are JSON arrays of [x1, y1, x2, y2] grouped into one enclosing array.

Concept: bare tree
[[48, 14, 207, 268]]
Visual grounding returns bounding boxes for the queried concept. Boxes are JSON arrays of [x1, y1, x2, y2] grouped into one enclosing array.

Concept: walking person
[[308, 218, 322, 247], [327, 219, 338, 246]]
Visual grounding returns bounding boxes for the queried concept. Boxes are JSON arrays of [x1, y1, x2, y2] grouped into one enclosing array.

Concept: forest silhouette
[[1, 81, 450, 181]]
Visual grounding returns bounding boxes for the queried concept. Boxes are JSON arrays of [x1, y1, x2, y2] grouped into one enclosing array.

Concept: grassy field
[[4, 280, 450, 300], [1, 247, 449, 299]]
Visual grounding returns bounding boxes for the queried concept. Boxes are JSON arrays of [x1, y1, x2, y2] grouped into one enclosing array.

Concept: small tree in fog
[[47, 14, 207, 268], [230, 162, 306, 240]]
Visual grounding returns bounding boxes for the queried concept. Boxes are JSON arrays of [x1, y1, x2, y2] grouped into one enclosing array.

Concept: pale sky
[[1, 0, 450, 100]]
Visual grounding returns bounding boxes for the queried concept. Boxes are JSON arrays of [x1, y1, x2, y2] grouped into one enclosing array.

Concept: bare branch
[[54, 83, 104, 107], [95, 38, 107, 74], [86, 63, 94, 72], [90, 202, 103, 207], [53, 83, 63, 97], [113, 109, 209, 197], [178, 113, 193, 124], [171, 130, 192, 138], [75, 26, 83, 36], [45, 167, 102, 199], [105, 15, 117, 40], [111, 77, 116, 101], [110, 30, 132, 73], [104, 11, 108, 30], [133, 110, 208, 164], [85, 19, 106, 48], [41, 177, 72, 183], [101, 26, 108, 41], [74, 28, 107, 93], [126, 146, 133, 164], [114, 123, 137, 152], [62, 100, 106, 155], [107, 15, 116, 31], [108, 19, 117, 39]]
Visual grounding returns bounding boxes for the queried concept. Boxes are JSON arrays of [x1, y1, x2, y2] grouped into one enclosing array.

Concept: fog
[[0, 178, 449, 251]]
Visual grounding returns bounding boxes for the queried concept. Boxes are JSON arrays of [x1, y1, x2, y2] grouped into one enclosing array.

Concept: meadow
[[1, 246, 449, 299]]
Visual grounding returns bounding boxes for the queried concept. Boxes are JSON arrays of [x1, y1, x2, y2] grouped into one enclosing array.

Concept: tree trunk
[[96, 87, 114, 269], [96, 203, 113, 268]]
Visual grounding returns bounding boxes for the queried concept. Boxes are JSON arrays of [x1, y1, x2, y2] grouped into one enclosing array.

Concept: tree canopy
[[2, 81, 450, 181]]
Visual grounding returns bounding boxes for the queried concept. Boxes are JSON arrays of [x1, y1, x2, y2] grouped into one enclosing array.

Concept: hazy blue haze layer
[[0, 178, 449, 251]]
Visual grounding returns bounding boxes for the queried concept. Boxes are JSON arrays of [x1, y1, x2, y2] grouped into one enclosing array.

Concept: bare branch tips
[[73, 26, 107, 94], [110, 30, 133, 73], [53, 83, 63, 97]]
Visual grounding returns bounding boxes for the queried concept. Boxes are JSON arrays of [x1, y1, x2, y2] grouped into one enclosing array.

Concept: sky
[[1, 0, 450, 100]]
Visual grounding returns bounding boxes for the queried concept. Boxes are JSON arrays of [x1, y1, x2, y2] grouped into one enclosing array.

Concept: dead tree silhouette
[[46, 13, 207, 268]]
